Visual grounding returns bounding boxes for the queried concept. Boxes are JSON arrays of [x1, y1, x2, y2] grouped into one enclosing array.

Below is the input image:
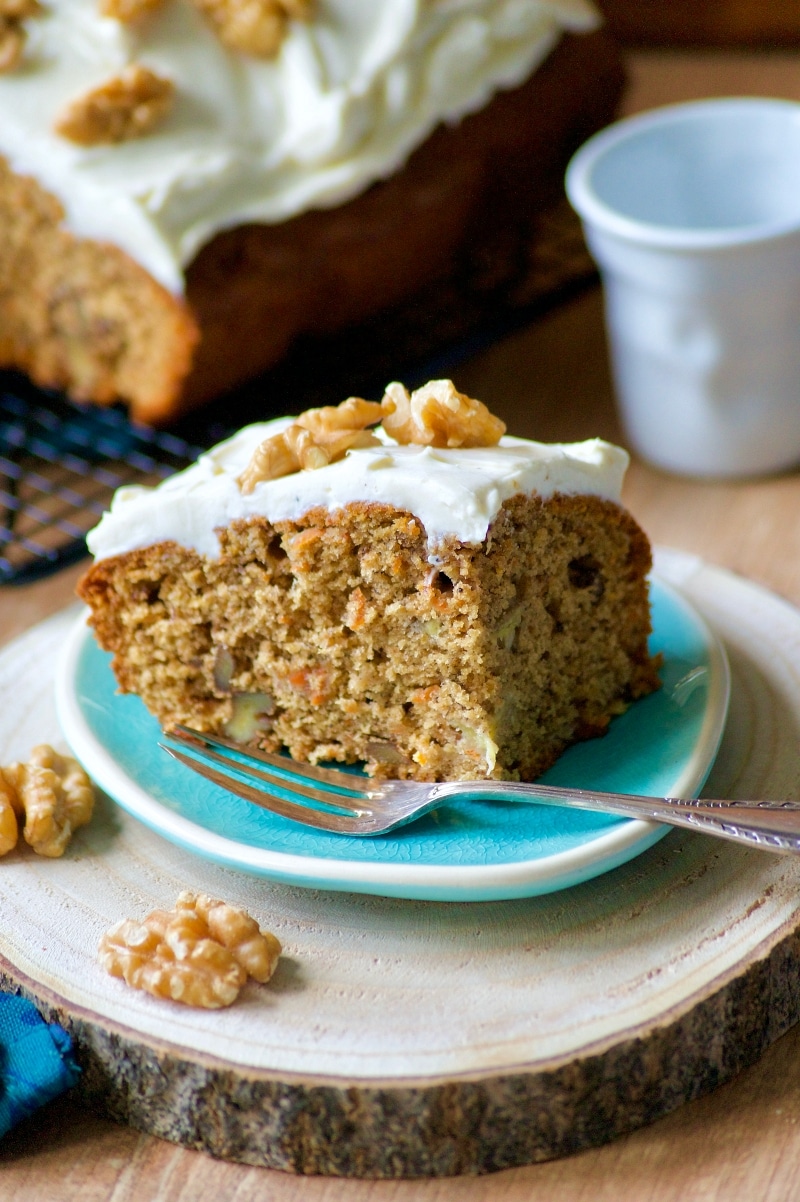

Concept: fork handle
[[426, 783, 800, 853]]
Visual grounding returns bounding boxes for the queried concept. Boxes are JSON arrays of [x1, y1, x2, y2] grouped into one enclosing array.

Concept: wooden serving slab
[[2, 549, 800, 1178]]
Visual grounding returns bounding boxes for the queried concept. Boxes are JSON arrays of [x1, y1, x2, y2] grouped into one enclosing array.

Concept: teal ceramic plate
[[55, 576, 730, 902]]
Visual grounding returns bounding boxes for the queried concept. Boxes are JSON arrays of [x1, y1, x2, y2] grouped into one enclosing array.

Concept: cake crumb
[[0, 745, 94, 858], [55, 65, 175, 145], [99, 892, 282, 1009]]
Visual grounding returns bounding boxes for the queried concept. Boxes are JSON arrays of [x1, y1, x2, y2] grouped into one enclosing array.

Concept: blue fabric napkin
[[0, 993, 80, 1137]]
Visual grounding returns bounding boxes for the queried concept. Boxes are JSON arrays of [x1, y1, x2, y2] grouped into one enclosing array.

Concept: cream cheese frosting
[[86, 418, 629, 561], [2, 0, 598, 293]]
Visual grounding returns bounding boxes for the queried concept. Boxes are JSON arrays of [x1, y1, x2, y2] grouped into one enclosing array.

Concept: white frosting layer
[[1, 0, 598, 293], [86, 419, 629, 561]]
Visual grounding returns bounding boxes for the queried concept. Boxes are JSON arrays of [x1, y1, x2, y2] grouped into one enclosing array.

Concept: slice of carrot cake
[[77, 380, 660, 781]]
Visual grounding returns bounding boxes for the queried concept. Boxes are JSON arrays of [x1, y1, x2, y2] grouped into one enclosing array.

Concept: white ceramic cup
[[566, 98, 800, 477]]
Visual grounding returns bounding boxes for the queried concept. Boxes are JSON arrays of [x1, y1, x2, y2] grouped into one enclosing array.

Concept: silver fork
[[160, 725, 800, 852]]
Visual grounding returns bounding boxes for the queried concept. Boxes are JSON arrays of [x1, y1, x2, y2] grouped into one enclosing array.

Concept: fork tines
[[170, 725, 373, 795], [160, 725, 377, 833]]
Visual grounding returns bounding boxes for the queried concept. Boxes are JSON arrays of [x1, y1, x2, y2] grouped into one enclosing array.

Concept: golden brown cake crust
[[78, 492, 660, 783], [183, 28, 624, 415], [0, 157, 198, 418], [0, 29, 623, 424]]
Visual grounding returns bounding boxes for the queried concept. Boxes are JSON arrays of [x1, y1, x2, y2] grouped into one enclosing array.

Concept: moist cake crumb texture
[[0, 158, 197, 416], [79, 389, 660, 781]]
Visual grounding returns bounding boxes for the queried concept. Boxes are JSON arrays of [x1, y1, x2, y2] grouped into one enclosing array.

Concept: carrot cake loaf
[[0, 1, 622, 423], [78, 380, 660, 782]]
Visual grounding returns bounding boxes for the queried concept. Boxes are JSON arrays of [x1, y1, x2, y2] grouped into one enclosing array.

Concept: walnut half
[[0, 745, 95, 858], [99, 891, 282, 1009], [0, 0, 43, 74], [190, 0, 313, 58], [380, 379, 506, 449], [0, 17, 26, 72], [238, 397, 383, 492], [55, 64, 175, 146], [100, 0, 168, 21], [238, 381, 507, 489]]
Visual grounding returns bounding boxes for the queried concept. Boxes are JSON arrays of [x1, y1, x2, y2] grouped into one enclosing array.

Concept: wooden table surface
[[5, 48, 800, 1202]]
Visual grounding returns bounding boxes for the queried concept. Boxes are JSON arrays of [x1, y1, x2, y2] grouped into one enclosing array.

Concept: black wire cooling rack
[[0, 199, 598, 585], [0, 383, 212, 584]]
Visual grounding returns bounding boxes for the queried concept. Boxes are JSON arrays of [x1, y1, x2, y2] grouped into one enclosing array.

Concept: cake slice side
[[470, 492, 659, 781], [77, 493, 659, 782], [0, 158, 199, 418]]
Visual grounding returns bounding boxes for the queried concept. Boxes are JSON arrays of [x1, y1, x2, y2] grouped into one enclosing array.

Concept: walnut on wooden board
[[190, 0, 312, 58], [0, 774, 21, 856], [381, 379, 507, 448], [54, 64, 175, 145], [99, 891, 282, 1009], [0, 745, 95, 858], [238, 396, 383, 492]]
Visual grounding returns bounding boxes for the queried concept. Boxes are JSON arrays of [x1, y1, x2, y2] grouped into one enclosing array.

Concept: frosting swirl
[[0, 0, 598, 292], [86, 418, 629, 561]]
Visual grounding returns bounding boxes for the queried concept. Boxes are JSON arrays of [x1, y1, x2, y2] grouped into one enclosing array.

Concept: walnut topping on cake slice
[[54, 0, 315, 143], [381, 379, 506, 448], [100, 0, 168, 21], [191, 0, 313, 58], [55, 64, 175, 145], [239, 381, 507, 491], [0, 0, 43, 74], [239, 397, 383, 491], [0, 0, 42, 13], [101, 0, 314, 58], [0, 19, 25, 71]]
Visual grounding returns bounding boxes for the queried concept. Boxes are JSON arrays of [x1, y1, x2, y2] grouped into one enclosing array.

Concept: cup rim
[[566, 96, 800, 250]]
